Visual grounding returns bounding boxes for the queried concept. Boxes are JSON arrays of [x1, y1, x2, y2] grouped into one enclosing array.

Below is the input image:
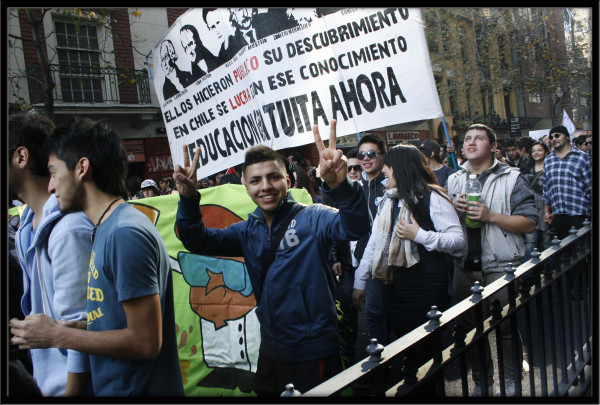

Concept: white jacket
[[446, 161, 526, 273]]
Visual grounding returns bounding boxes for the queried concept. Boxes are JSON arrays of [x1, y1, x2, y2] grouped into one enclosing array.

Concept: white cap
[[141, 179, 158, 189]]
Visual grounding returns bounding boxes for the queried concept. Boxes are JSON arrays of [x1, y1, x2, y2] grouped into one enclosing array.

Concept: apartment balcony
[[26, 63, 151, 106], [25, 63, 159, 128]]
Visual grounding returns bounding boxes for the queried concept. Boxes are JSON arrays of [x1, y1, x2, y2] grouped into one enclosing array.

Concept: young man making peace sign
[[174, 120, 370, 396]]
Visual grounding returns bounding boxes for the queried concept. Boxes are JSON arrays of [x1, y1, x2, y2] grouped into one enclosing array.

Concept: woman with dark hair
[[523, 141, 552, 261], [292, 163, 324, 204], [352, 144, 465, 381]]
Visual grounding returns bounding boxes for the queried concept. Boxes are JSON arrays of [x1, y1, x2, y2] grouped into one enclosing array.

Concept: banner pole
[[146, 50, 154, 80], [442, 116, 458, 170]]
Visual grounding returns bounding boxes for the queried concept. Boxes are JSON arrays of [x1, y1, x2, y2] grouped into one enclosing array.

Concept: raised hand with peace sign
[[173, 144, 201, 198], [312, 119, 347, 189]]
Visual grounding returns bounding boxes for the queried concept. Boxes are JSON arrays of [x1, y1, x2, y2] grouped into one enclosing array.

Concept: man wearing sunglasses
[[345, 147, 362, 182], [353, 134, 391, 353], [543, 125, 591, 240], [573, 134, 592, 156]]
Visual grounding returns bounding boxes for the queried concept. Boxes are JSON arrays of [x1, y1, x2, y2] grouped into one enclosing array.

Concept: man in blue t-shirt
[[10, 118, 183, 397]]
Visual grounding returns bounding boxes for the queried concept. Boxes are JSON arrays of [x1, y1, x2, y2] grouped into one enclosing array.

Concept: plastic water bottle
[[465, 174, 482, 228]]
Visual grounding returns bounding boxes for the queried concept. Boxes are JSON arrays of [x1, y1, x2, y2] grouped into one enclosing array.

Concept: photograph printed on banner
[[158, 8, 324, 101]]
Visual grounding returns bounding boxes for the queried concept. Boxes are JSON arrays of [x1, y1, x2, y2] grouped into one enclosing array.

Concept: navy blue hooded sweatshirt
[[176, 178, 370, 362]]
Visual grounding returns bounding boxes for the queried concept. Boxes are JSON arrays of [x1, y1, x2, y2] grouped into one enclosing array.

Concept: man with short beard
[[8, 112, 93, 396], [543, 125, 591, 239]]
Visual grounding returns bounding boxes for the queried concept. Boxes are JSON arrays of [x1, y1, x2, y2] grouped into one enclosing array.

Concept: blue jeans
[[524, 229, 553, 262], [335, 267, 358, 366], [454, 267, 523, 384], [364, 277, 390, 346]]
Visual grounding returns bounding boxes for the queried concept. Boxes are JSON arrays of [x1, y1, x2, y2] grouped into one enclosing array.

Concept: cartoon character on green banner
[[178, 252, 259, 393]]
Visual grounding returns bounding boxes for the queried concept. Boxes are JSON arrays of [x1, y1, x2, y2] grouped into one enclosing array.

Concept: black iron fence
[[25, 64, 151, 105], [295, 220, 592, 398]]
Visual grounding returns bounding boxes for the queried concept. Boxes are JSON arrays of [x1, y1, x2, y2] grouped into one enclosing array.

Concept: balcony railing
[[26, 63, 151, 105]]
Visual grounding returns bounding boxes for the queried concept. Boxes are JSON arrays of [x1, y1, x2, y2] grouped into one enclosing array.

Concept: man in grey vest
[[446, 124, 537, 397]]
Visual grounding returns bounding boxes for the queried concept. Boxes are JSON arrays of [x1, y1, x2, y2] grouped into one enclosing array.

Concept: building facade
[[422, 7, 590, 147]]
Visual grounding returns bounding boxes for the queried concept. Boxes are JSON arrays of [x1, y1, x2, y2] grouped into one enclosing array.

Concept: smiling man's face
[[244, 159, 290, 225], [358, 142, 384, 180]]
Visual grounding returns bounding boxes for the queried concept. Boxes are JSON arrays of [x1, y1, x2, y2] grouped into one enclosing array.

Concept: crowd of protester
[[126, 169, 245, 201], [8, 110, 591, 398]]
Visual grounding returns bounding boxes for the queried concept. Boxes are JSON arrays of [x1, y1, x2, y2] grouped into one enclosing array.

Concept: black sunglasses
[[358, 150, 382, 160], [348, 165, 362, 172], [548, 133, 564, 140]]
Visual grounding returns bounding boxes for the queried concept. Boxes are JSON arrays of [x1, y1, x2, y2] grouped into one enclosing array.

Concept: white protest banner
[[150, 8, 443, 178], [528, 129, 549, 141]]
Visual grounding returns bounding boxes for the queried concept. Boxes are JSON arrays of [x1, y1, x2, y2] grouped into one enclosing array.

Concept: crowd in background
[[8, 109, 591, 398]]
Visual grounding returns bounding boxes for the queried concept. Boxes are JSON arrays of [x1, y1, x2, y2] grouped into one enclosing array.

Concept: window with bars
[[55, 20, 103, 103]]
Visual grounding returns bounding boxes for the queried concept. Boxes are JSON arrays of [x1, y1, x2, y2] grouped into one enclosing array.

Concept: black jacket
[[354, 171, 387, 263]]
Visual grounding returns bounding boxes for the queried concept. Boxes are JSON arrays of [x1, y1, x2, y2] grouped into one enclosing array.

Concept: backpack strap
[[529, 170, 543, 189], [259, 204, 305, 298]]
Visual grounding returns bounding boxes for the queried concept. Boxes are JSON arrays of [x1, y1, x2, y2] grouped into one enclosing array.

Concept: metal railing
[[294, 220, 592, 398], [25, 63, 151, 105]]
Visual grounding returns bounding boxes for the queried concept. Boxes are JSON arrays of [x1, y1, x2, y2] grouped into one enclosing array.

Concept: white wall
[[128, 7, 171, 106]]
